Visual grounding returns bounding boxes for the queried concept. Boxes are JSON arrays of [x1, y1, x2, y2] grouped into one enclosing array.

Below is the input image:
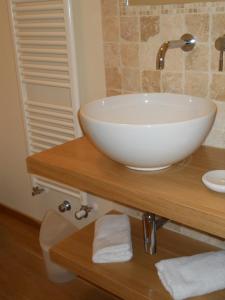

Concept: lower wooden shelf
[[50, 215, 225, 300]]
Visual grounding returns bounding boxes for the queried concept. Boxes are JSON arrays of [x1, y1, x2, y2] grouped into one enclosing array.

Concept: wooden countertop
[[27, 137, 225, 239], [50, 213, 225, 300]]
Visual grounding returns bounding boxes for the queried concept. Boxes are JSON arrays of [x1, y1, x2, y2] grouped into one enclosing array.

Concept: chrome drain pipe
[[142, 212, 168, 255]]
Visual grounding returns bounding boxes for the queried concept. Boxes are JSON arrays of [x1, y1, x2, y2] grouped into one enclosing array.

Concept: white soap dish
[[202, 170, 225, 193]]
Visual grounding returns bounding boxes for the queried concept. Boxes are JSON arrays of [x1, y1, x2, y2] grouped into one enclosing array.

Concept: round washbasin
[[79, 93, 217, 171]]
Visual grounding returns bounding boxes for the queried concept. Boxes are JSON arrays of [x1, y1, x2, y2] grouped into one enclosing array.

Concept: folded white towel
[[92, 214, 133, 263], [155, 250, 225, 300]]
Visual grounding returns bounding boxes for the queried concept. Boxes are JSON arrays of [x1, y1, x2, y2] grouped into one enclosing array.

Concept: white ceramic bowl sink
[[80, 93, 216, 171]]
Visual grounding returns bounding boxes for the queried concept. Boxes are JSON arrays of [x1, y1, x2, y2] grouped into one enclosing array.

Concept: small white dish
[[202, 170, 225, 193]]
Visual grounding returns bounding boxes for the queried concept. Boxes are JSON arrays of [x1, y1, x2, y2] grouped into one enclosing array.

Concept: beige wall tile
[[185, 72, 209, 97], [205, 128, 225, 149], [161, 72, 183, 93], [104, 43, 120, 67], [120, 17, 139, 42], [212, 101, 225, 130], [102, 16, 119, 42], [121, 43, 139, 67], [164, 49, 184, 72], [212, 13, 225, 41], [210, 74, 225, 101], [139, 36, 161, 70], [105, 67, 122, 90], [185, 14, 209, 42], [185, 44, 209, 71], [142, 70, 161, 92], [101, 0, 118, 16], [160, 14, 185, 41], [211, 44, 222, 72], [122, 68, 140, 91], [159, 15, 185, 72], [106, 89, 122, 96], [122, 90, 139, 95], [140, 16, 159, 42]]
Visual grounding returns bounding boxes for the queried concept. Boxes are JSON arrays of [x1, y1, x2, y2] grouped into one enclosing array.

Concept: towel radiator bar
[[8, 0, 85, 201], [33, 176, 86, 200]]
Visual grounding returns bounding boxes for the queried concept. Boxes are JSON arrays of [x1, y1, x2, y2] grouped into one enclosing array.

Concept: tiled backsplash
[[101, 0, 225, 148], [101, 0, 225, 248]]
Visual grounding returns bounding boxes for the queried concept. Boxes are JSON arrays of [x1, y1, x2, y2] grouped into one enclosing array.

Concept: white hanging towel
[[92, 214, 133, 263], [155, 250, 225, 300]]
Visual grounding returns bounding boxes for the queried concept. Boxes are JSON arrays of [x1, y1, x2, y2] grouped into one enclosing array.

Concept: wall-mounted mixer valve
[[215, 35, 225, 72]]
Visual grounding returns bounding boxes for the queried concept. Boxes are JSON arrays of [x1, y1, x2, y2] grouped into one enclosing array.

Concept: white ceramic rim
[[80, 93, 217, 127], [202, 170, 225, 193]]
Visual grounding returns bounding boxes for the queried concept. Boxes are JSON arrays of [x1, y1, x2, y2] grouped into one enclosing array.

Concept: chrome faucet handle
[[215, 35, 225, 72]]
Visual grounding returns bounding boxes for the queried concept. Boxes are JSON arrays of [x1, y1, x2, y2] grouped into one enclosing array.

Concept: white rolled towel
[[92, 214, 133, 263], [155, 250, 225, 300]]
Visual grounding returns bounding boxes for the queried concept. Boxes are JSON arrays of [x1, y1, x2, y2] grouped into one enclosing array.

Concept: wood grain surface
[[27, 137, 225, 239], [50, 214, 225, 300], [0, 206, 118, 300]]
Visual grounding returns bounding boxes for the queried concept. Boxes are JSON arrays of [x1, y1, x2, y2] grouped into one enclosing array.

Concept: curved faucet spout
[[156, 33, 196, 70], [156, 42, 169, 70]]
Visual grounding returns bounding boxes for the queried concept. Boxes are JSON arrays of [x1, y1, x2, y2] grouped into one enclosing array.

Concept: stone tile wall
[[101, 0, 225, 148], [101, 0, 225, 248]]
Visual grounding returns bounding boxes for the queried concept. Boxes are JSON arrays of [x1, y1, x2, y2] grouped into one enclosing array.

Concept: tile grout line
[[208, 7, 213, 101]]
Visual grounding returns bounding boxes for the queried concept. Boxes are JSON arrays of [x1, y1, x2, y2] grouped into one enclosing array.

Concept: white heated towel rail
[[8, 0, 84, 199]]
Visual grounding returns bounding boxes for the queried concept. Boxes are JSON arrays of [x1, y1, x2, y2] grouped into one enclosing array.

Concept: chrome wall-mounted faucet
[[156, 33, 196, 70], [215, 35, 225, 72]]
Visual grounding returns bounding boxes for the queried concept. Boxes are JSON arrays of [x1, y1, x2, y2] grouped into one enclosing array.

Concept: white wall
[[73, 0, 106, 103], [0, 0, 34, 216], [0, 0, 111, 224]]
